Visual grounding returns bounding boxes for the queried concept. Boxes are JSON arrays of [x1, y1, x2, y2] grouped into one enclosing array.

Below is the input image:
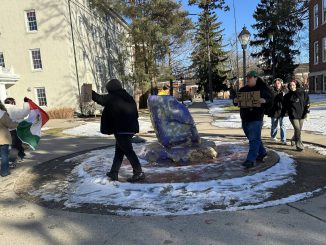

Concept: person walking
[[92, 79, 145, 182], [0, 101, 18, 177], [4, 97, 30, 162], [281, 80, 310, 151], [234, 71, 273, 169], [268, 78, 288, 145]]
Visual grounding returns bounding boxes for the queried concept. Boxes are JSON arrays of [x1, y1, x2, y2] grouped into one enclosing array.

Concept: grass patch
[[42, 128, 65, 136], [223, 105, 240, 113], [310, 102, 326, 107]]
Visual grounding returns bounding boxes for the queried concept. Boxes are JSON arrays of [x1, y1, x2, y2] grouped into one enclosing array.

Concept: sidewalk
[[189, 102, 326, 147], [0, 103, 325, 244]]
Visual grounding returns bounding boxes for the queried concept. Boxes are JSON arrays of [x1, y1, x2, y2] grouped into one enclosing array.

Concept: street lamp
[[238, 26, 251, 87]]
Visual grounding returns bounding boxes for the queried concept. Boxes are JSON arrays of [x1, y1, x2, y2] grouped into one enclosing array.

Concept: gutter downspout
[[68, 0, 83, 114]]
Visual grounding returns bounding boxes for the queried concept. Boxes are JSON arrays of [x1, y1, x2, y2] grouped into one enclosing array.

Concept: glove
[[24, 97, 29, 102]]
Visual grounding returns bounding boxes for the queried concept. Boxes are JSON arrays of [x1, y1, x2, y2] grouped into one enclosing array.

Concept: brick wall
[[309, 0, 326, 73]]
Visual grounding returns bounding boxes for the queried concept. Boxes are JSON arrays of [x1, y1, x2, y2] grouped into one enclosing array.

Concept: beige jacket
[[0, 110, 18, 145]]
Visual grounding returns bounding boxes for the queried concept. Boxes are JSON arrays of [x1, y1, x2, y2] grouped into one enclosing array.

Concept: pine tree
[[191, 10, 229, 94], [251, 0, 305, 82]]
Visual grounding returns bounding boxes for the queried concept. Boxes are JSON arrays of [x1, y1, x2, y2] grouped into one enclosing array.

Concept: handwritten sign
[[236, 91, 261, 107], [81, 84, 92, 103]]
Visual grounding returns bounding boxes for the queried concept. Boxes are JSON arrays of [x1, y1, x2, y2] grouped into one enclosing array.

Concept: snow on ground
[[29, 140, 318, 216], [309, 94, 326, 103], [207, 99, 326, 135], [62, 118, 153, 137]]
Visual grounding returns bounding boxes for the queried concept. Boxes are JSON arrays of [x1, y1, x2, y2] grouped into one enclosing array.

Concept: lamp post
[[238, 26, 251, 88]]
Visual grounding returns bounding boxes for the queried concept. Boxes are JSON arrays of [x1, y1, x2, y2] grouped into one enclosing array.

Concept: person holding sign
[[91, 79, 145, 183], [233, 71, 273, 169]]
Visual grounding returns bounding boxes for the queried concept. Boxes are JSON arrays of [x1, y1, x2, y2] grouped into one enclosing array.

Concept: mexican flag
[[17, 99, 49, 150]]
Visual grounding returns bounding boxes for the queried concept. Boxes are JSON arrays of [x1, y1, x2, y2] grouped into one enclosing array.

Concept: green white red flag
[[17, 99, 49, 150]]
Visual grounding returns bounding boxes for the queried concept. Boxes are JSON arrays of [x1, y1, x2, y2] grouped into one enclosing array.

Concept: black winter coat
[[281, 89, 310, 120], [92, 89, 139, 135], [234, 79, 273, 122], [268, 88, 286, 118]]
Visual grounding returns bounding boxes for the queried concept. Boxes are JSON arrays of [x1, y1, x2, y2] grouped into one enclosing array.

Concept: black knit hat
[[106, 79, 123, 92]]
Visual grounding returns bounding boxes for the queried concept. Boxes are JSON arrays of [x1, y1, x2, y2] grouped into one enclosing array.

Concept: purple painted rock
[[148, 95, 200, 148], [139, 139, 218, 164]]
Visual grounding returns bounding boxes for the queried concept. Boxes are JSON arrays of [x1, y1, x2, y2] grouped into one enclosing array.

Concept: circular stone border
[[14, 137, 326, 216]]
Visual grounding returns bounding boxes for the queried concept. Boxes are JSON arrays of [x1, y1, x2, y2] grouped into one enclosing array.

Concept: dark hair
[[288, 80, 301, 90], [4, 97, 16, 105], [0, 101, 7, 111]]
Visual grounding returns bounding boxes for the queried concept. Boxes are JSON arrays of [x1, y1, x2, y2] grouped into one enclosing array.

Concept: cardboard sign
[[81, 83, 92, 102], [236, 91, 261, 107]]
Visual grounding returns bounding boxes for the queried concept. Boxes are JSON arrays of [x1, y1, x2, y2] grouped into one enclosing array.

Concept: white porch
[[0, 66, 20, 101]]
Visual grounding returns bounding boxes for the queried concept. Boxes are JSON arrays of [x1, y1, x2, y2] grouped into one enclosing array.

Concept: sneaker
[[281, 141, 288, 145], [127, 172, 145, 183], [1, 172, 10, 177], [241, 160, 255, 169], [9, 161, 17, 169], [270, 137, 278, 141], [106, 172, 119, 181], [256, 153, 268, 162]]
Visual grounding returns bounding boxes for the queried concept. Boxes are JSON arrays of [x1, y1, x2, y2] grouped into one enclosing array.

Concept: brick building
[[309, 0, 326, 93]]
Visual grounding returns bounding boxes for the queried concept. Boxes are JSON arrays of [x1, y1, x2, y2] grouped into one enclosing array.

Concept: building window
[[25, 10, 38, 32], [323, 38, 326, 63], [314, 4, 319, 29], [96, 57, 105, 78], [0, 53, 5, 67], [30, 49, 43, 70], [323, 75, 326, 92], [323, 0, 326, 23], [35, 88, 47, 106], [314, 41, 319, 64]]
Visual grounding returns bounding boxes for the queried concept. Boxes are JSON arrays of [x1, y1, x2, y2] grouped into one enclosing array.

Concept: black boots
[[127, 172, 146, 183]]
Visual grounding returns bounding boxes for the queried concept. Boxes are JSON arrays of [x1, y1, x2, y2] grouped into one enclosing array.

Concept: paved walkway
[[0, 103, 325, 244], [190, 102, 326, 147]]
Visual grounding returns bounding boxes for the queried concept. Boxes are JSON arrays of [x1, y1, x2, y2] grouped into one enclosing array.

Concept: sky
[[180, 0, 309, 64], [181, 0, 260, 45]]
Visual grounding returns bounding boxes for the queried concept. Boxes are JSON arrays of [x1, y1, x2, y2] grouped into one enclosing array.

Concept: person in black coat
[[234, 71, 273, 169], [281, 80, 310, 151], [268, 78, 288, 144], [92, 79, 145, 182]]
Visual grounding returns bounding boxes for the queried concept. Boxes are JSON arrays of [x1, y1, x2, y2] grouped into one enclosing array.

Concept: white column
[[0, 83, 7, 102]]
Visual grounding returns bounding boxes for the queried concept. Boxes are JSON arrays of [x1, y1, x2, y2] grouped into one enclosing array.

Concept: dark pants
[[0, 145, 9, 175], [110, 134, 142, 174], [242, 121, 267, 162], [290, 119, 304, 150], [10, 130, 25, 159]]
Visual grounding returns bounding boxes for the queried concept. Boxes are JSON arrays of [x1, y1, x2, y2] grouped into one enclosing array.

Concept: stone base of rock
[[140, 139, 218, 164]]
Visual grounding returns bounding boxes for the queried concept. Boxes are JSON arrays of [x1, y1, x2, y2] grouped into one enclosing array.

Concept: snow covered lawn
[[62, 117, 153, 137], [28, 139, 325, 216], [207, 97, 326, 135]]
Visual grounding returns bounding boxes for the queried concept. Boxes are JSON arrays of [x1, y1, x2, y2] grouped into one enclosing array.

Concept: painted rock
[[148, 95, 200, 148], [139, 139, 218, 164]]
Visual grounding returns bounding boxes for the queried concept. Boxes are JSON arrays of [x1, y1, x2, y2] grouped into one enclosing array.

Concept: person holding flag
[[4, 97, 31, 162], [0, 101, 18, 177], [16, 98, 49, 150]]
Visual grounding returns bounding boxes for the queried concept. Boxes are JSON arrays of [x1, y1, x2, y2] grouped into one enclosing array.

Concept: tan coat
[[0, 110, 18, 145]]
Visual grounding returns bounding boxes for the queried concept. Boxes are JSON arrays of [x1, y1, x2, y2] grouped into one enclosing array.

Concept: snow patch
[[29, 140, 317, 216]]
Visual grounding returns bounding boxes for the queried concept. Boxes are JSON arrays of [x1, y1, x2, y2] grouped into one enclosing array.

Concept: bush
[[46, 107, 74, 119]]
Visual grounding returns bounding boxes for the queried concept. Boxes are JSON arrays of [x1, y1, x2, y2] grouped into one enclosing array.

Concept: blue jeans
[[242, 121, 267, 162], [271, 117, 287, 142], [0, 145, 9, 175]]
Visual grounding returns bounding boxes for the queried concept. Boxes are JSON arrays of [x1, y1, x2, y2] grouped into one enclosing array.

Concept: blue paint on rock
[[148, 95, 200, 148]]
